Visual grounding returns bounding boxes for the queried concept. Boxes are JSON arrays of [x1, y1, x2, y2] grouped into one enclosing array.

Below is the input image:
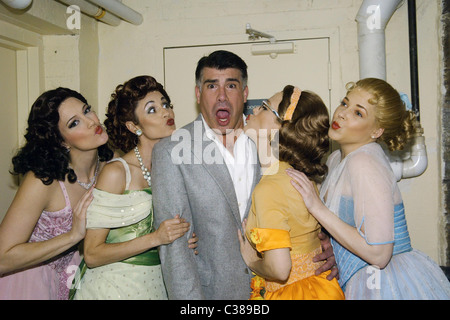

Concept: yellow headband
[[283, 87, 301, 121]]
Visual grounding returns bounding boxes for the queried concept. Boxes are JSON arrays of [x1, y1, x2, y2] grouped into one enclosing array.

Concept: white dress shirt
[[202, 115, 256, 221]]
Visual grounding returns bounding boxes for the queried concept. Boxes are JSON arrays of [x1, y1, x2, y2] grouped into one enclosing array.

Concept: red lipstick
[[331, 121, 340, 130], [95, 125, 103, 135], [167, 119, 175, 126]]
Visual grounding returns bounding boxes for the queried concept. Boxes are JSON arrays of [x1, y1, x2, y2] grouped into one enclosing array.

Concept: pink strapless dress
[[0, 181, 81, 300]]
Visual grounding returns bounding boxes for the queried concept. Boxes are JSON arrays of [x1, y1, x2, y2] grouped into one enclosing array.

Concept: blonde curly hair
[[345, 78, 419, 151]]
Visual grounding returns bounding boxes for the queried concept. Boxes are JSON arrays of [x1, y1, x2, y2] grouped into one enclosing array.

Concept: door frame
[[0, 19, 43, 147]]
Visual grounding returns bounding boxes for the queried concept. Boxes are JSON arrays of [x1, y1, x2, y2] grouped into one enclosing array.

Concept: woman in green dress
[[71, 75, 195, 300]]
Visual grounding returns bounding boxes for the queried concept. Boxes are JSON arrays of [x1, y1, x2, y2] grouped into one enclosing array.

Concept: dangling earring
[[63, 143, 71, 153], [136, 129, 142, 136]]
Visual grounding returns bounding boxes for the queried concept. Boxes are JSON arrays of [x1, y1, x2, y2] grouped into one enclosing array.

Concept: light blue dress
[[321, 143, 450, 300]]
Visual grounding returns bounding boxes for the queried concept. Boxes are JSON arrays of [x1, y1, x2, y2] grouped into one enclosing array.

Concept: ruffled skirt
[[344, 249, 450, 300], [264, 270, 344, 300]]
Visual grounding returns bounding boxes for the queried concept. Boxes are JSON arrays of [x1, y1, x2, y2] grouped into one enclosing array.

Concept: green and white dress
[[70, 158, 167, 300]]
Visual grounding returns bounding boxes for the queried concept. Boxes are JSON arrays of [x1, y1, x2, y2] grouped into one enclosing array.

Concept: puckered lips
[[167, 118, 175, 126], [331, 121, 341, 130], [95, 125, 103, 135]]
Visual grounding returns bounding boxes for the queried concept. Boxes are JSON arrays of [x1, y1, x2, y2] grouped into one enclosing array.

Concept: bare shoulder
[[0, 172, 58, 237], [96, 160, 126, 194], [17, 171, 56, 202]]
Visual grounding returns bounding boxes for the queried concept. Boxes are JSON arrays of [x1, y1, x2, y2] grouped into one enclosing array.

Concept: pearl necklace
[[134, 146, 151, 187], [76, 156, 99, 190]]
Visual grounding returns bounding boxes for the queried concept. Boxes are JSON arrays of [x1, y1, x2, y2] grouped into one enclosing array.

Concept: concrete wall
[[0, 0, 446, 264]]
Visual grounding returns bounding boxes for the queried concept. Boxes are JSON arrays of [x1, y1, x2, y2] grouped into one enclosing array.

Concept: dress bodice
[[105, 188, 160, 266], [29, 181, 73, 243], [332, 196, 412, 288]]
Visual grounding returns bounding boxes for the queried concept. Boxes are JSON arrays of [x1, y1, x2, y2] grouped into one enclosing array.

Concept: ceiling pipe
[[58, 0, 121, 26], [0, 0, 32, 10], [355, 0, 427, 180], [87, 0, 143, 25]]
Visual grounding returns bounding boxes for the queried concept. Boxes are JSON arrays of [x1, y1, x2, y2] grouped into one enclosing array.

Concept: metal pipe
[[58, 0, 121, 26], [356, 0, 403, 80], [0, 0, 32, 10], [87, 0, 143, 25], [408, 0, 420, 121], [356, 0, 427, 180]]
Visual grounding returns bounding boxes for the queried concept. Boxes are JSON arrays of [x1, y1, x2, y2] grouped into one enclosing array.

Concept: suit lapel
[[190, 116, 241, 226]]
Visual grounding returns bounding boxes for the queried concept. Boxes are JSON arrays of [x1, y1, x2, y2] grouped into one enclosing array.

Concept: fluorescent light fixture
[[251, 42, 295, 58]]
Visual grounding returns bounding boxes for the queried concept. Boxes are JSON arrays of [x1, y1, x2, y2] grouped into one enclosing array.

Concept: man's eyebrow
[[226, 78, 240, 83], [203, 79, 218, 84], [202, 78, 241, 85]]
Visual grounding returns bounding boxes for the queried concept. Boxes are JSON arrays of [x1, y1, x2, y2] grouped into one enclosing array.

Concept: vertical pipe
[[356, 0, 403, 80], [408, 0, 420, 121]]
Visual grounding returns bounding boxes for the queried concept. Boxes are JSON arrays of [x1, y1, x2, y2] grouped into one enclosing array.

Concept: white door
[[163, 38, 330, 128], [0, 45, 19, 222]]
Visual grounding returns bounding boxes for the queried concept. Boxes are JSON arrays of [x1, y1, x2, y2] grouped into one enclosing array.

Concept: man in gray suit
[[152, 50, 336, 299]]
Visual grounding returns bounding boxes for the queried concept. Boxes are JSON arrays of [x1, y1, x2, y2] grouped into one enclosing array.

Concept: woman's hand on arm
[[154, 215, 190, 245], [286, 168, 393, 269], [83, 216, 190, 268], [285, 169, 339, 279], [69, 186, 93, 242]]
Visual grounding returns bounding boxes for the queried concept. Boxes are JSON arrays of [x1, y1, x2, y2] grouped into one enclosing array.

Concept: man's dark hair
[[195, 50, 248, 88]]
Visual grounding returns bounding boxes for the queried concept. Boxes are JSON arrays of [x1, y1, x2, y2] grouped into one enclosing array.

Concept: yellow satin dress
[[245, 161, 344, 300]]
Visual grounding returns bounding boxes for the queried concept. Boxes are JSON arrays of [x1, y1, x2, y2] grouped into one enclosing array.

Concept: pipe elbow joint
[[388, 135, 428, 181], [401, 135, 428, 179]]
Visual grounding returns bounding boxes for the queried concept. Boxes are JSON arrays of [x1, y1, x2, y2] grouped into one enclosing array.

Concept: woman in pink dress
[[0, 88, 113, 300]]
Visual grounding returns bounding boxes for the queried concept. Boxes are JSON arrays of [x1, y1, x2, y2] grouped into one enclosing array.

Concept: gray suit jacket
[[152, 115, 260, 300]]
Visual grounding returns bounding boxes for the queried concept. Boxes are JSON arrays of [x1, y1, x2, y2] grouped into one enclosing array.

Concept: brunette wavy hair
[[104, 75, 171, 153], [11, 88, 113, 185], [276, 85, 330, 182]]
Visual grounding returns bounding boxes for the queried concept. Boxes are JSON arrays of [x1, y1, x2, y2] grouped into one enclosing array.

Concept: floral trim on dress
[[250, 274, 266, 300]]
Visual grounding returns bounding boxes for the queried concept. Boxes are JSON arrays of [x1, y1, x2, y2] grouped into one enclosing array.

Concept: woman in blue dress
[[287, 78, 450, 299]]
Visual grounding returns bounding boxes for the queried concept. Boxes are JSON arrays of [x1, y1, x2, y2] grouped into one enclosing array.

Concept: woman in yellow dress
[[238, 85, 344, 300]]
